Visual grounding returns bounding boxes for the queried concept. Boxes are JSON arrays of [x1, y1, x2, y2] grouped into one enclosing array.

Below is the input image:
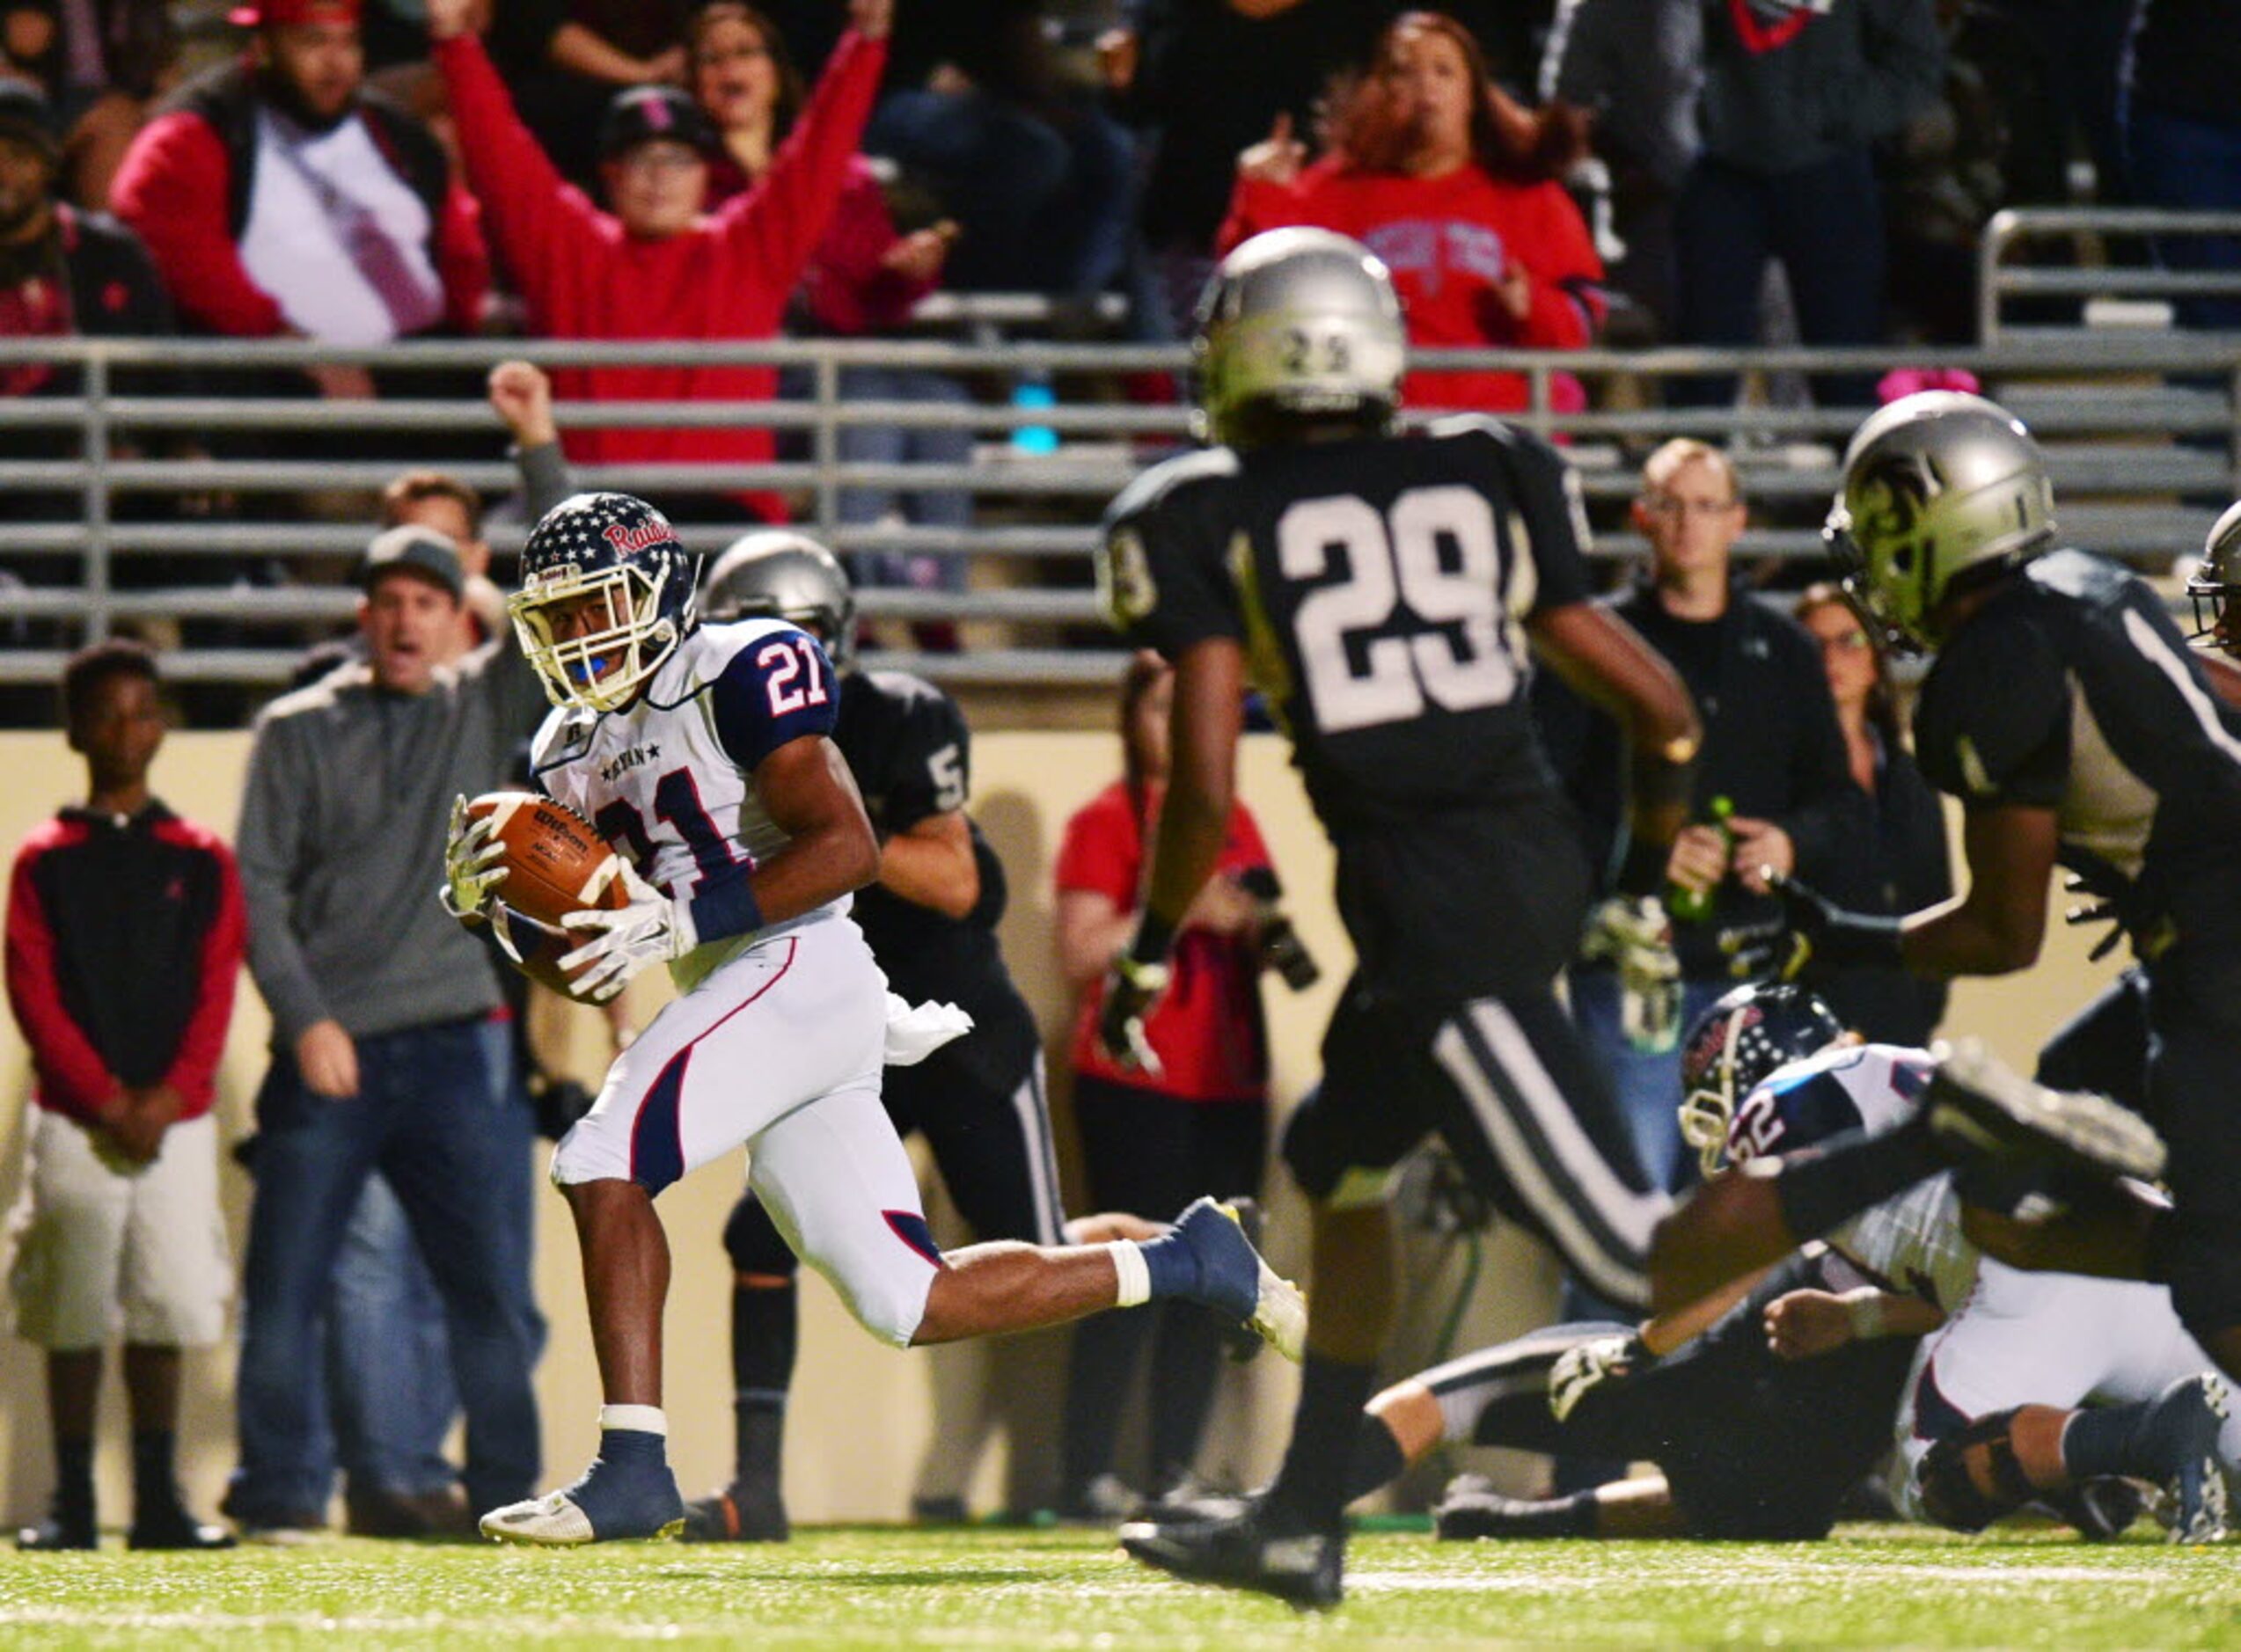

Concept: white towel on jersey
[[884, 993, 972, 1067]]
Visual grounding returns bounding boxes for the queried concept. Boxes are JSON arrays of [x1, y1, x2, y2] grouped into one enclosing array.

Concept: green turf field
[[2, 1524, 2238, 1650]]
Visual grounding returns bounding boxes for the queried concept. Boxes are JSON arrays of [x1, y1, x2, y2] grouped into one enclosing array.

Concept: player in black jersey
[[1746, 391, 2241, 1389], [1098, 226, 1706, 1605], [1098, 235, 2164, 1606], [679, 532, 1066, 1541]]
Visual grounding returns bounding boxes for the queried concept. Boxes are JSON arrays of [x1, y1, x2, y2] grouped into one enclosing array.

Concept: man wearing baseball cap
[[226, 484, 554, 1543], [0, 80, 173, 393], [106, 0, 486, 375], [426, 0, 892, 524]]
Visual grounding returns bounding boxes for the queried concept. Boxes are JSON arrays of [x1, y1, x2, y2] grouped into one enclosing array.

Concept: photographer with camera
[[1051, 652, 1293, 1520]]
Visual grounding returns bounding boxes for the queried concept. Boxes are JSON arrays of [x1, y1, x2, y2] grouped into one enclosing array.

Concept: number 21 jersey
[[531, 617, 842, 991]]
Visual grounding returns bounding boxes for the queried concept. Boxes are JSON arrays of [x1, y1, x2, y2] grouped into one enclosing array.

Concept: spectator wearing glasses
[[1533, 438, 1870, 1201], [1788, 582, 1951, 1046]]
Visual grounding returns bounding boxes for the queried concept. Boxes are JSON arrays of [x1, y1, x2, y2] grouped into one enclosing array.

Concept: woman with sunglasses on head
[[1791, 583, 1951, 1047]]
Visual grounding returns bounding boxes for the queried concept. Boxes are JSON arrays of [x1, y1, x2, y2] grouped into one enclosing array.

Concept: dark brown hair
[[685, 1, 806, 143], [1795, 581, 1902, 749], [381, 470, 481, 539], [1326, 10, 1586, 185]]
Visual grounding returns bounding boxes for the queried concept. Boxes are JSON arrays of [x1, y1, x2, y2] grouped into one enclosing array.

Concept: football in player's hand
[[465, 791, 627, 1000]]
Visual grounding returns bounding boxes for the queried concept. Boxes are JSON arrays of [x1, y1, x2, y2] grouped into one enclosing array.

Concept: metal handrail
[[3, 333, 2239, 698], [1976, 206, 2241, 344]]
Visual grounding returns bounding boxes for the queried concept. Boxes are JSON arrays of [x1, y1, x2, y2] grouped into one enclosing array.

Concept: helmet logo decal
[[604, 520, 673, 554]]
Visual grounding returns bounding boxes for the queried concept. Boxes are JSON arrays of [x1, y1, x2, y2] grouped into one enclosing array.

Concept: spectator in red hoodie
[[428, 0, 890, 525], [107, 0, 487, 404], [5, 641, 245, 1553], [1219, 9, 1603, 417]]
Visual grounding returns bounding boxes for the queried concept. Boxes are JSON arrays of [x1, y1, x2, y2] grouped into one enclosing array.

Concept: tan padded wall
[[0, 731, 2124, 1523]]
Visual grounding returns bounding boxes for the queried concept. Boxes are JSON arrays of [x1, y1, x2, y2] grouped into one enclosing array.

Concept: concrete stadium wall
[[0, 730, 2125, 1526]]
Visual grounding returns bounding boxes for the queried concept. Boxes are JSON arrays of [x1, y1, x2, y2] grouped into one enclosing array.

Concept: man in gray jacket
[[225, 452, 555, 1540]]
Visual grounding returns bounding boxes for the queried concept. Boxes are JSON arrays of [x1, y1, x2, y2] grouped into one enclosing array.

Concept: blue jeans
[[837, 363, 973, 596], [1565, 969, 1732, 1200], [324, 1173, 457, 1497], [229, 1019, 540, 1521]]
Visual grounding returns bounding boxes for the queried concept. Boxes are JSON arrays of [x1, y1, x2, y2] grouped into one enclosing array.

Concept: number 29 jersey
[[531, 617, 843, 992], [1099, 416, 1598, 997]]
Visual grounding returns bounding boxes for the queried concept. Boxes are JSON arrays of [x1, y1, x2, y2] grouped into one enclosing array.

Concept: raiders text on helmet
[[510, 492, 697, 713], [1677, 982, 1845, 1176], [1824, 391, 2056, 651], [1191, 227, 1407, 449], [699, 530, 859, 670]]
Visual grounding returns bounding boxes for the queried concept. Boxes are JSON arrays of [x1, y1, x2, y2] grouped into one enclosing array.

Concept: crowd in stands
[[1, 0, 2237, 693]]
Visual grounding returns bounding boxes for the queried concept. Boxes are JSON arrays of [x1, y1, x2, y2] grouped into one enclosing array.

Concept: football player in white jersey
[[439, 492, 1306, 1546], [1688, 984, 2232, 1543]]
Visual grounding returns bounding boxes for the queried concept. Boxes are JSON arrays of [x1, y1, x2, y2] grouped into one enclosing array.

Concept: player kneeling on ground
[[439, 492, 1304, 1546]]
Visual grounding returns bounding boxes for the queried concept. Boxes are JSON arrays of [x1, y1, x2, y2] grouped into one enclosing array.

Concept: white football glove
[[1549, 1330, 1653, 1422], [1582, 895, 1681, 1053], [439, 794, 509, 921], [557, 859, 697, 1002]]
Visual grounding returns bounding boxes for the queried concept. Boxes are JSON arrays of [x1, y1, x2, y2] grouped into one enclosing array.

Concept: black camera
[[1237, 867, 1321, 991]]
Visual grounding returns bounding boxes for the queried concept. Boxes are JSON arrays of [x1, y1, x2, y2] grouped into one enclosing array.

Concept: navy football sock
[[1268, 1357, 1379, 1532], [1343, 1413, 1408, 1502], [2064, 1378, 2219, 1482], [564, 1424, 682, 1539]]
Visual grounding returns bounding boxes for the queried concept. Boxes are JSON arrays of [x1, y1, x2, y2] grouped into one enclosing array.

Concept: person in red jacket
[[4, 641, 245, 1553], [1218, 9, 1603, 417], [428, 0, 890, 524], [1052, 651, 1276, 1517], [106, 0, 487, 403]]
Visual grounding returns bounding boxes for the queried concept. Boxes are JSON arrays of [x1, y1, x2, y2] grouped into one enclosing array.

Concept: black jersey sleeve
[[1099, 455, 1242, 658], [1914, 609, 2070, 809], [1498, 426, 1595, 617], [882, 687, 973, 836]]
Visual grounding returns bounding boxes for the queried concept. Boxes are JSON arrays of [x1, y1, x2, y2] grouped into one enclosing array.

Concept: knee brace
[[722, 1194, 799, 1282], [1918, 1409, 2036, 1532]]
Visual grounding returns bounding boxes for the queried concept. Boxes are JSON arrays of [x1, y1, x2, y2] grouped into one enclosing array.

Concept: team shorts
[[553, 916, 942, 1346]]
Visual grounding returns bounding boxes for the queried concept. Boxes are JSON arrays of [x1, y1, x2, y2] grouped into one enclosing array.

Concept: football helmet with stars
[[510, 492, 697, 713], [1677, 982, 1845, 1176]]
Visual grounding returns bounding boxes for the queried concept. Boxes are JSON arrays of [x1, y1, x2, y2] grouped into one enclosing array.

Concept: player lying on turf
[[1668, 394, 2241, 1404], [1678, 988, 2232, 1544], [1096, 228, 2166, 1608], [438, 491, 1305, 1546], [1180, 987, 2189, 1547]]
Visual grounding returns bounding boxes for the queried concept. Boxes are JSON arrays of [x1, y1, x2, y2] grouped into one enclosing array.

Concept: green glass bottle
[[1666, 794, 1734, 925]]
